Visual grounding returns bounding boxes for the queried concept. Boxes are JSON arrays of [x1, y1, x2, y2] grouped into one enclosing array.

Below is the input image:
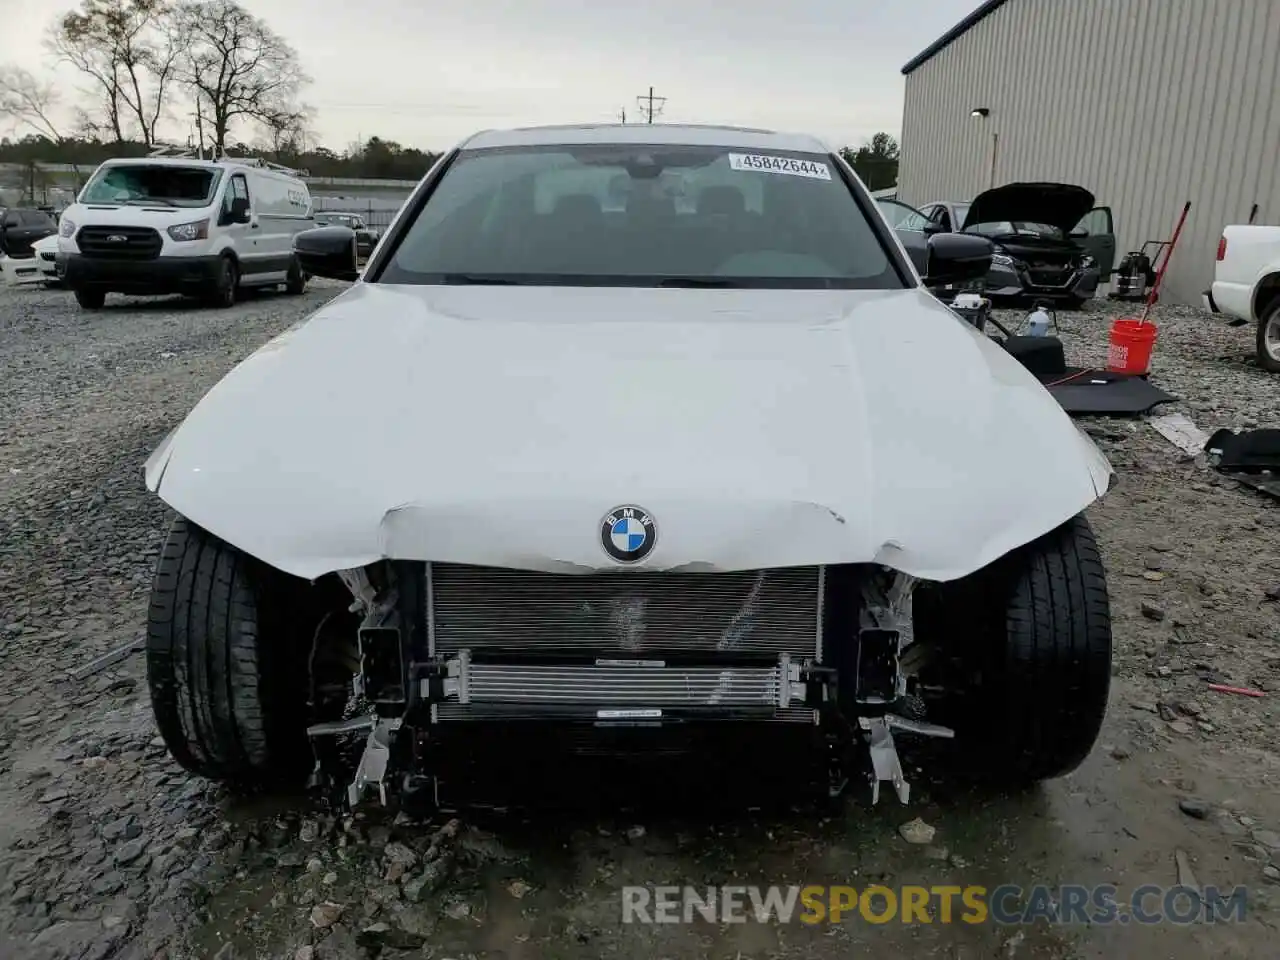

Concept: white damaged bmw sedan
[[141, 123, 1114, 809]]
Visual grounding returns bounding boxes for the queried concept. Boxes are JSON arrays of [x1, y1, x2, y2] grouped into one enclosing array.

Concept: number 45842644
[[728, 153, 831, 180]]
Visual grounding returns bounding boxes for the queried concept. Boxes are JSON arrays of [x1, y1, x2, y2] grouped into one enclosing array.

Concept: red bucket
[[1106, 319, 1158, 375]]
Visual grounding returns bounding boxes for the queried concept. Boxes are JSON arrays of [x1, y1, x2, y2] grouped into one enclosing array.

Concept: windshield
[[964, 220, 1065, 239], [380, 143, 901, 289], [80, 163, 221, 208]]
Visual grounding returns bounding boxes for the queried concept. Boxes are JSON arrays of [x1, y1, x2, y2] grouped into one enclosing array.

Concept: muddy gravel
[[1, 282, 1278, 960]]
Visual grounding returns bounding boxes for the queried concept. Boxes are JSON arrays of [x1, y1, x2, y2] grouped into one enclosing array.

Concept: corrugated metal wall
[[898, 0, 1280, 304]]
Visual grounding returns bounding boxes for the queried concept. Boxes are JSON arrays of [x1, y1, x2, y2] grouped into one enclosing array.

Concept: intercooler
[[423, 563, 825, 723]]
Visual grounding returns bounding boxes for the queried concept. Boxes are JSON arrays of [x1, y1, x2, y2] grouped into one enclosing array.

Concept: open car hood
[[961, 182, 1096, 233], [145, 283, 1112, 583]]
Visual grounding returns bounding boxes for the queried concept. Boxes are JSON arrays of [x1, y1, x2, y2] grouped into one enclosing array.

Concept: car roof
[[460, 123, 832, 154]]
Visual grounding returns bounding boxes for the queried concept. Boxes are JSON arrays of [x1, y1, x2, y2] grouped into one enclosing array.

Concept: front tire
[[74, 287, 106, 309], [205, 255, 238, 308], [1256, 299, 1280, 373], [146, 517, 311, 787], [917, 514, 1112, 785]]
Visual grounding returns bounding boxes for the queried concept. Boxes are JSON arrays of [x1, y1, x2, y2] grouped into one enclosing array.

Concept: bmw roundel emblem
[[600, 504, 657, 563]]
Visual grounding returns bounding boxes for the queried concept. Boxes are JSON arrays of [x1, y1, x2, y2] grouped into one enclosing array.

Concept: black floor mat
[[1036, 367, 1178, 416]]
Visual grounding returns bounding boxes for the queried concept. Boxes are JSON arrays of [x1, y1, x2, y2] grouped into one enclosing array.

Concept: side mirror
[[921, 221, 946, 236], [295, 226, 359, 282], [228, 197, 251, 224], [924, 233, 994, 285], [1069, 227, 1088, 238]]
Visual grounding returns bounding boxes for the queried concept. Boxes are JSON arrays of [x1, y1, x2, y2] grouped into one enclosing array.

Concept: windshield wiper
[[126, 197, 177, 207], [654, 277, 743, 288], [438, 273, 526, 285]]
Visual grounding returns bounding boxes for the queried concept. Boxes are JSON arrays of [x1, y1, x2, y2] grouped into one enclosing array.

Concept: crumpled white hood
[[146, 283, 1111, 581]]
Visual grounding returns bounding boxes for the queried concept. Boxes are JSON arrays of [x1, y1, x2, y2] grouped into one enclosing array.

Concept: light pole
[[970, 107, 998, 189]]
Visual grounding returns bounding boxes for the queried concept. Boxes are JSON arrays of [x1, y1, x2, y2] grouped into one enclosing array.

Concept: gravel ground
[[1, 282, 1278, 960]]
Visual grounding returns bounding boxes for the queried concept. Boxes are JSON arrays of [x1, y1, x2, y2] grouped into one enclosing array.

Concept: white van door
[[253, 171, 307, 278], [229, 172, 287, 285]]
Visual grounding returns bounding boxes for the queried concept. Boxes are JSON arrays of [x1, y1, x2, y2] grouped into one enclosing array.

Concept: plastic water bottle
[[1025, 305, 1052, 337]]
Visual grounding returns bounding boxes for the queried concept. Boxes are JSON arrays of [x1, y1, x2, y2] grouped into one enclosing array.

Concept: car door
[[877, 199, 931, 274], [223, 173, 268, 284], [1070, 207, 1117, 280], [927, 204, 955, 234]]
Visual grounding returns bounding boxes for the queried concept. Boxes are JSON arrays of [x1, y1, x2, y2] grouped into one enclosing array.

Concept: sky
[[0, 0, 983, 152]]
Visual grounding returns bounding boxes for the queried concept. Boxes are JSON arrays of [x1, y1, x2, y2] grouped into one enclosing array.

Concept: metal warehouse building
[[897, 0, 1280, 305]]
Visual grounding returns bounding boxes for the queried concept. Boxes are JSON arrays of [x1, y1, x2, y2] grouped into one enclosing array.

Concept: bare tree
[[48, 0, 178, 146], [174, 0, 309, 156], [259, 107, 314, 162], [0, 66, 65, 141]]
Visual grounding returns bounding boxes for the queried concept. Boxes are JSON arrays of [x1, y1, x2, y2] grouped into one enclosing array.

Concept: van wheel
[[284, 258, 307, 295], [206, 256, 238, 308], [74, 287, 106, 309]]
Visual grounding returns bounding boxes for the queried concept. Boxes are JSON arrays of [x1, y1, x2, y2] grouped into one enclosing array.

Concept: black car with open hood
[[899, 183, 1117, 307], [959, 182, 1116, 305]]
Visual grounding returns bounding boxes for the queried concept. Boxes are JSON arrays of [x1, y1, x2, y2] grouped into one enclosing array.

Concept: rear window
[[80, 163, 222, 209], [380, 143, 901, 289]]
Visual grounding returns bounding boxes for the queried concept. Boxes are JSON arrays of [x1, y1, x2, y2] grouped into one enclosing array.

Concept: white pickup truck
[[1207, 224, 1280, 372]]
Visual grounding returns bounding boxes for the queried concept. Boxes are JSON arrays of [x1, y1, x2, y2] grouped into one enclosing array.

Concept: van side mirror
[[295, 225, 359, 282], [925, 233, 994, 285], [227, 196, 251, 224]]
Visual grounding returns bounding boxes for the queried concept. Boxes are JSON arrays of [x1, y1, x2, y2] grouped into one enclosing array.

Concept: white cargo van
[[58, 150, 316, 309]]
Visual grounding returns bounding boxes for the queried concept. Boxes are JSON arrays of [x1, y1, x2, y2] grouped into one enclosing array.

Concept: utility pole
[[194, 99, 206, 159], [636, 86, 666, 124]]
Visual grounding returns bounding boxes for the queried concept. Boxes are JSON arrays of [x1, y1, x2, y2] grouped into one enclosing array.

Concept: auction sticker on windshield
[[728, 153, 832, 180]]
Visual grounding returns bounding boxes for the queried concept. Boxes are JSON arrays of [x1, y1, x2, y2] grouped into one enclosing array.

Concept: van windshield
[[81, 164, 222, 208]]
